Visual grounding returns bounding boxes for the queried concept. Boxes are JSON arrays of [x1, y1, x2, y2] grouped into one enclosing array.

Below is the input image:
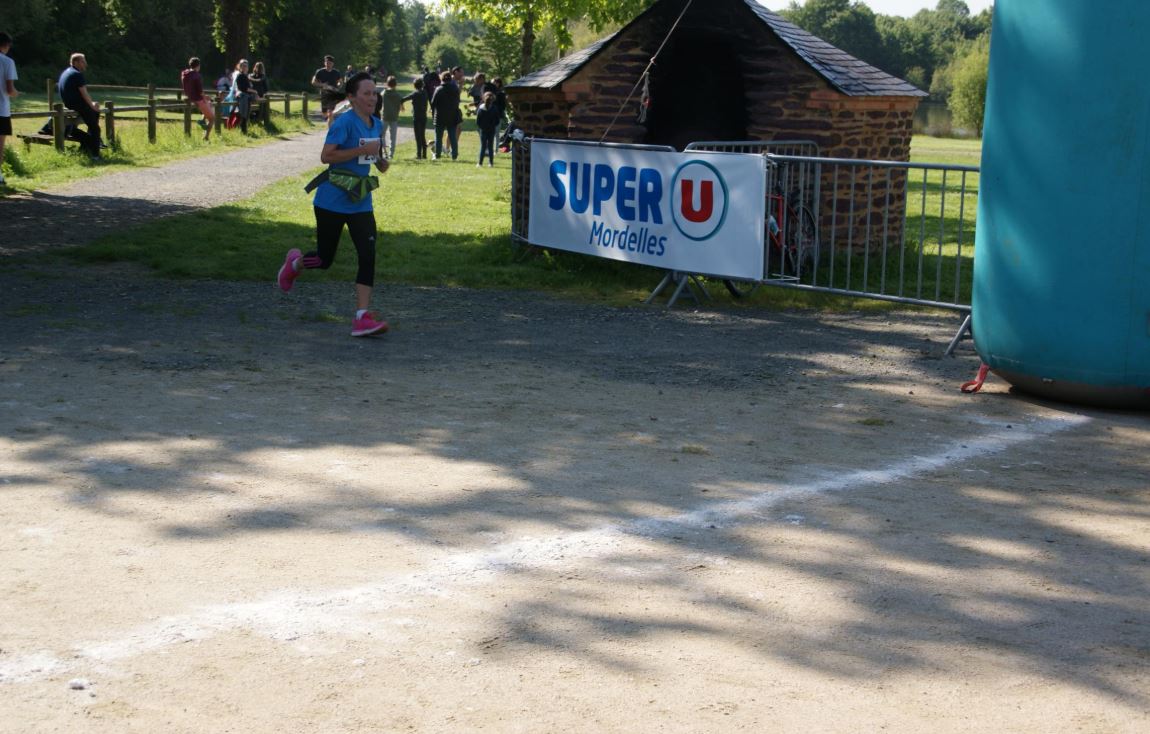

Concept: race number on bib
[[358, 138, 382, 165]]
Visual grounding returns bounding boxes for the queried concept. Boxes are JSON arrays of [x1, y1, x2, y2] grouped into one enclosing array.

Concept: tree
[[782, 0, 885, 68], [874, 13, 932, 85], [466, 21, 553, 79], [214, 0, 258, 66], [441, 0, 653, 77], [425, 32, 469, 70], [405, 1, 436, 67], [947, 34, 989, 136], [0, 0, 59, 39], [214, 0, 390, 72]]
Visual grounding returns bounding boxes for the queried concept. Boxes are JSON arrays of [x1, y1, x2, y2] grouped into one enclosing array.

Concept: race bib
[[358, 138, 382, 165]]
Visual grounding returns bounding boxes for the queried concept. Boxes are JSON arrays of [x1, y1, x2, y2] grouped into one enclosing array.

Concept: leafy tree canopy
[[440, 0, 654, 76], [946, 32, 990, 135], [781, 0, 991, 98]]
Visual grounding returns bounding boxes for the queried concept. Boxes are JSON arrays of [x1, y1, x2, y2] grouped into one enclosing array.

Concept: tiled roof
[[508, 0, 925, 97], [507, 35, 616, 90], [745, 1, 926, 97]]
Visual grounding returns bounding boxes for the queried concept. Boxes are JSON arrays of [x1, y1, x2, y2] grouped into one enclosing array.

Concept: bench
[[19, 133, 72, 147], [18, 111, 82, 149]]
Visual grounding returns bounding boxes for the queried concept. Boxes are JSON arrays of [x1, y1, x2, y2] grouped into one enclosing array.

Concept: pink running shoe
[[277, 248, 302, 292], [351, 312, 389, 337]]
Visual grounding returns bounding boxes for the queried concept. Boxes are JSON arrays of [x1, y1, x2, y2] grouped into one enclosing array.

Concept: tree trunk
[[217, 0, 252, 68], [519, 11, 536, 78]]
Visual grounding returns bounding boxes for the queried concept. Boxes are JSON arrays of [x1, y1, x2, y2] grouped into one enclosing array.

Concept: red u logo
[[679, 179, 713, 223]]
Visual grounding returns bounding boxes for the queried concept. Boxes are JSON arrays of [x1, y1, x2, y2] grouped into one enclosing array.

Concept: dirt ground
[[1, 134, 1148, 733]]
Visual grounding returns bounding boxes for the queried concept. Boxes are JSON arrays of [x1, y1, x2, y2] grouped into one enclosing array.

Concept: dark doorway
[[644, 31, 748, 150]]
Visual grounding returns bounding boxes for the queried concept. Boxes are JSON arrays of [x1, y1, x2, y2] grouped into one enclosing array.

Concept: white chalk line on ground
[[0, 414, 1089, 684]]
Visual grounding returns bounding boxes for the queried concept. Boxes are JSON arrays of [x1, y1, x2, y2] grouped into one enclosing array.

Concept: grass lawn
[[55, 131, 982, 310], [908, 136, 982, 167]]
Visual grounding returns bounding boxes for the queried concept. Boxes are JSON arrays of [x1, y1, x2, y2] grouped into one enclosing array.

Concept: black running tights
[[308, 207, 377, 287]]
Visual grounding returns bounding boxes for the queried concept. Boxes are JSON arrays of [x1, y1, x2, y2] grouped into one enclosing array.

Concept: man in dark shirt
[[58, 52, 102, 159], [311, 55, 343, 122], [430, 70, 461, 160], [422, 66, 440, 104]]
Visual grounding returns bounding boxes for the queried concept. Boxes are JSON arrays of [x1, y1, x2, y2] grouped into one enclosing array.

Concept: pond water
[[914, 102, 979, 138]]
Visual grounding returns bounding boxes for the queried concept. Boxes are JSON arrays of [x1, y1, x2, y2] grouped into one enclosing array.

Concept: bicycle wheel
[[783, 205, 818, 277], [723, 279, 760, 298]]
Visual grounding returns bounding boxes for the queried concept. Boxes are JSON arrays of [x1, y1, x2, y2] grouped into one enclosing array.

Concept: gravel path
[[0, 126, 410, 256], [2, 128, 1147, 733]]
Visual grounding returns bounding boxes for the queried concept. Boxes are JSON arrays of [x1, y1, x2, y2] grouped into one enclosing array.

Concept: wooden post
[[147, 97, 157, 143], [261, 98, 271, 129], [301, 93, 308, 119], [105, 101, 116, 146], [284, 93, 291, 118], [52, 103, 65, 151], [183, 100, 192, 137], [46, 78, 54, 108], [214, 98, 224, 135], [147, 83, 155, 102]]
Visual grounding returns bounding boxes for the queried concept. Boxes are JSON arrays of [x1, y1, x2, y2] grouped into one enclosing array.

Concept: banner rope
[[600, 0, 696, 143]]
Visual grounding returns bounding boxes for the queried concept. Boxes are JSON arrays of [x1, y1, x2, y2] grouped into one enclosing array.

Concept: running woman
[[277, 72, 391, 337]]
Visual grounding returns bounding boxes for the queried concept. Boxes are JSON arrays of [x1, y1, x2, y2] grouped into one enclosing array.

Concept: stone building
[[506, 0, 928, 252]]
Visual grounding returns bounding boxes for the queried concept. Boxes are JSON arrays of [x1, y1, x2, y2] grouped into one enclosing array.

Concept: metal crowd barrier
[[762, 153, 979, 311], [511, 138, 979, 350]]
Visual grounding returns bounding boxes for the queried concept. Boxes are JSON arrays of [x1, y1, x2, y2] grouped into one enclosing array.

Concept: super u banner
[[528, 141, 766, 280]]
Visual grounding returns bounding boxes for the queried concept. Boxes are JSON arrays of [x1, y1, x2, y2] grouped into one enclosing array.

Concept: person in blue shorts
[[277, 72, 391, 337]]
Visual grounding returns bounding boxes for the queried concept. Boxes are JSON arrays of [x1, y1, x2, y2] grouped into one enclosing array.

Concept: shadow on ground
[[1, 260, 1146, 706]]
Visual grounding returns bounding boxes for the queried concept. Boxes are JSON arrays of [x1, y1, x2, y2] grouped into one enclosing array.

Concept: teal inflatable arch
[[973, 0, 1150, 408]]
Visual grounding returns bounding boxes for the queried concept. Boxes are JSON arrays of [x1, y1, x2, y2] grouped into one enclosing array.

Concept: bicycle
[[723, 161, 818, 298]]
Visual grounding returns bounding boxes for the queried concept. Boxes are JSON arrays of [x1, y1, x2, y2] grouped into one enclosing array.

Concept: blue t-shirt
[[58, 66, 87, 110], [313, 110, 383, 214]]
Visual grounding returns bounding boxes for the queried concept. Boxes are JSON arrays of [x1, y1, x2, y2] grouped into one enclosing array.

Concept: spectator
[[180, 57, 213, 141], [430, 70, 460, 160], [215, 69, 231, 97], [451, 66, 465, 152], [402, 76, 429, 160], [229, 59, 255, 133], [249, 61, 269, 99], [378, 75, 401, 158], [365, 64, 386, 84], [277, 72, 391, 338], [248, 61, 269, 123], [468, 72, 486, 112], [491, 77, 508, 132], [311, 55, 342, 123], [0, 31, 18, 185], [422, 66, 440, 100], [475, 91, 499, 167], [58, 53, 103, 160]]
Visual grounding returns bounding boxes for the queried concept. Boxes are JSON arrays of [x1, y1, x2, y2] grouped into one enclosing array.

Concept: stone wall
[[506, 88, 569, 139]]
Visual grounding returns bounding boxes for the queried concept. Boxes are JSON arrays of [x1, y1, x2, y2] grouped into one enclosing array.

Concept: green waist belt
[[304, 168, 379, 202]]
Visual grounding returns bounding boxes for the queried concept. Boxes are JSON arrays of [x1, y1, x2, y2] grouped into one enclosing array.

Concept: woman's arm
[[320, 140, 382, 165]]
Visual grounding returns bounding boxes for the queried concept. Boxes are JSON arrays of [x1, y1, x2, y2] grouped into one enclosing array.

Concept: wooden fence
[[10, 81, 313, 152]]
